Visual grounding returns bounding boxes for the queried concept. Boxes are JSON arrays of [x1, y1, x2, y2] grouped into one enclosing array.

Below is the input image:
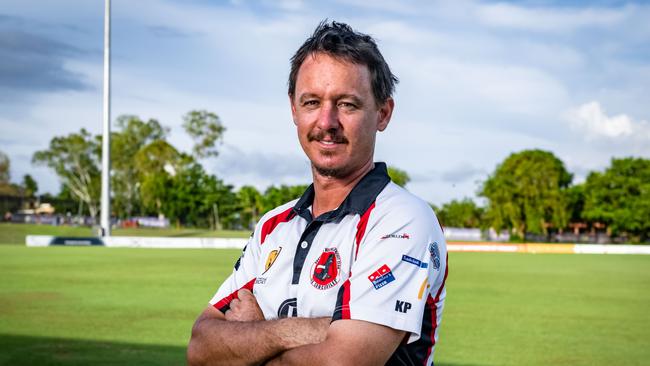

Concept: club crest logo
[[310, 247, 341, 290], [263, 247, 282, 274], [429, 242, 441, 270]]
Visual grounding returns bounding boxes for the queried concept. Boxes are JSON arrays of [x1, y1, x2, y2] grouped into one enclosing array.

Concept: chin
[[313, 165, 347, 178], [311, 159, 354, 179]]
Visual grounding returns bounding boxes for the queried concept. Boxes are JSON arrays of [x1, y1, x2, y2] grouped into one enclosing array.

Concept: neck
[[311, 160, 374, 218]]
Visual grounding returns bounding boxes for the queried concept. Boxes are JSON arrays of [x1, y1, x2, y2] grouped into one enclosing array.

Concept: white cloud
[[475, 3, 628, 33], [441, 163, 487, 184], [566, 101, 650, 141], [331, 0, 420, 16]]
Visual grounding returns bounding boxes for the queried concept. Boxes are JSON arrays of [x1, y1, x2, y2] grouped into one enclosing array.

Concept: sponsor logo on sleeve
[[417, 277, 430, 300], [429, 242, 441, 270], [368, 264, 395, 290], [401, 254, 428, 268], [381, 233, 411, 240], [395, 300, 412, 313], [263, 247, 282, 274], [310, 247, 341, 290]]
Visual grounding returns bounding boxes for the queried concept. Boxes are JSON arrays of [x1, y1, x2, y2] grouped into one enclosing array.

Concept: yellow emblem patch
[[263, 247, 282, 274]]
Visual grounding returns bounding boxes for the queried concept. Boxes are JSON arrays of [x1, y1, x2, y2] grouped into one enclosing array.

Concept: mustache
[[308, 130, 348, 144]]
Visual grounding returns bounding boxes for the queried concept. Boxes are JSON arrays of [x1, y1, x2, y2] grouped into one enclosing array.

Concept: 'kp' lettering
[[395, 300, 412, 313]]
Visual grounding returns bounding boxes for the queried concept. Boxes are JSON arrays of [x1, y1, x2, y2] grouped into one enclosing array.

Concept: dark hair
[[288, 20, 398, 105]]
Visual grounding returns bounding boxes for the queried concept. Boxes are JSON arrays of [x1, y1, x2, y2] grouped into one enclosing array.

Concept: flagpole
[[100, 0, 111, 237]]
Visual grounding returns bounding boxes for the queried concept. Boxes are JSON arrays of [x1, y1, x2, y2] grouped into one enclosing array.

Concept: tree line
[[1, 110, 411, 230], [2, 111, 648, 241], [434, 150, 650, 243]]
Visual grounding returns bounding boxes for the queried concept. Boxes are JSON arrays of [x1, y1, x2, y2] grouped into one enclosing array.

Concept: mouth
[[308, 131, 348, 146], [318, 140, 338, 146]]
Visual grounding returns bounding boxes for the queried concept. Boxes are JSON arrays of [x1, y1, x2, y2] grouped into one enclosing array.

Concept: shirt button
[[300, 241, 308, 249]]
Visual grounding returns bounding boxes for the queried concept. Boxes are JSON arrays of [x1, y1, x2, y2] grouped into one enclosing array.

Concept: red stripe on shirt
[[425, 253, 449, 363], [354, 202, 376, 260], [260, 207, 295, 244], [213, 278, 256, 313], [341, 279, 351, 319]]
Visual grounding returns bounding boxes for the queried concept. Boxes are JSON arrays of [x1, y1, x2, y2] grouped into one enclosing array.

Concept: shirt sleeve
[[332, 199, 448, 343], [208, 231, 261, 313]]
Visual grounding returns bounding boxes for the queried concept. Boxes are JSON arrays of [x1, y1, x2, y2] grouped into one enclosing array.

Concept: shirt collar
[[293, 162, 391, 222]]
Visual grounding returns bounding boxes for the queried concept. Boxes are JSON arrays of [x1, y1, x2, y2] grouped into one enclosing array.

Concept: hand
[[225, 289, 265, 322]]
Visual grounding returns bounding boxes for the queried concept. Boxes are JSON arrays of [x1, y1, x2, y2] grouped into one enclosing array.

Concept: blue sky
[[1, 0, 649, 205]]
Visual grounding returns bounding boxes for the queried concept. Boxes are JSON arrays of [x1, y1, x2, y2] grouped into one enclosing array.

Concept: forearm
[[266, 319, 406, 366], [266, 343, 328, 366], [188, 316, 330, 366]]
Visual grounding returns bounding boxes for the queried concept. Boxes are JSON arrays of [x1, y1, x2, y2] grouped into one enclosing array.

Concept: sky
[[1, 0, 649, 206]]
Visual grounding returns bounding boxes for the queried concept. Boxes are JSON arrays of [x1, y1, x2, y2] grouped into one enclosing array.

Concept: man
[[188, 21, 448, 366]]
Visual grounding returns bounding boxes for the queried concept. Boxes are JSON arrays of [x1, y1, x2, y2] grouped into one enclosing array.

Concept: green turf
[[0, 223, 250, 245], [0, 246, 648, 365]]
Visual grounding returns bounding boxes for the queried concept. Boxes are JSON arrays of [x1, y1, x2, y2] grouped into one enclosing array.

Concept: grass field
[[1, 229, 649, 365]]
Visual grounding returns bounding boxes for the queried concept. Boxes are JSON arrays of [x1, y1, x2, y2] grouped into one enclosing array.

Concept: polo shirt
[[209, 163, 448, 365]]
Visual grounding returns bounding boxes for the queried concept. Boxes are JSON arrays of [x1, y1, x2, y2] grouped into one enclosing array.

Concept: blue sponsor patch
[[429, 242, 441, 270], [368, 264, 395, 290], [401, 254, 428, 268]]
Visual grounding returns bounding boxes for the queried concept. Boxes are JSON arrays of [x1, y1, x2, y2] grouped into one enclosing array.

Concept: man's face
[[290, 53, 393, 179]]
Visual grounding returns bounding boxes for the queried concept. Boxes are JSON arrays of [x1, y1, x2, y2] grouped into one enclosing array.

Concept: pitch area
[[0, 246, 648, 365]]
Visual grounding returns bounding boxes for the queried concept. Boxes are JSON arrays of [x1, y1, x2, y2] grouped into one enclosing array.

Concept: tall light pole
[[100, 0, 112, 237]]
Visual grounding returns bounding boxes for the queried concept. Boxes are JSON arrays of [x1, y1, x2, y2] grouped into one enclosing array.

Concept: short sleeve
[[332, 199, 447, 343], [208, 232, 261, 313]]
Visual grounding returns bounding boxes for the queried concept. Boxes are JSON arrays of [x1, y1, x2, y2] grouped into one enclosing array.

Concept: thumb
[[237, 288, 255, 302]]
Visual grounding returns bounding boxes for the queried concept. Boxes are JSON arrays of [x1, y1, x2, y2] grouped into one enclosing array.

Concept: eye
[[338, 101, 358, 110], [302, 100, 319, 107]]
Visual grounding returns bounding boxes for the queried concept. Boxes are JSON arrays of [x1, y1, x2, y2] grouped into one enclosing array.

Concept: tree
[[436, 198, 484, 228], [479, 149, 572, 238], [151, 157, 237, 228], [22, 174, 38, 197], [135, 140, 182, 216], [111, 115, 168, 217], [183, 110, 226, 159], [0, 150, 9, 183], [387, 166, 410, 187], [237, 185, 264, 230], [262, 185, 308, 214], [565, 184, 585, 224], [582, 157, 650, 241], [0, 151, 20, 197], [32, 129, 101, 219]]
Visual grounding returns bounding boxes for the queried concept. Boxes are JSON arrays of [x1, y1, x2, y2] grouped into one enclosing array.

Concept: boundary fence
[[25, 235, 650, 255]]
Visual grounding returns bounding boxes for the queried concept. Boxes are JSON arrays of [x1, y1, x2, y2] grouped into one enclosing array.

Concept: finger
[[238, 289, 255, 302], [230, 298, 241, 310]]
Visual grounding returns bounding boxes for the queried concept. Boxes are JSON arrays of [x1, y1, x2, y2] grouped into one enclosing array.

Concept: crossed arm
[[187, 289, 405, 366]]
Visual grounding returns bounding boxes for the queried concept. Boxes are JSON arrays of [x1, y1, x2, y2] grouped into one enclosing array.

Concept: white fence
[[25, 235, 650, 255], [26, 235, 247, 249]]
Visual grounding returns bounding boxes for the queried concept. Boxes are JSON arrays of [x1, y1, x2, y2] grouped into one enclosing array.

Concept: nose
[[316, 102, 340, 131]]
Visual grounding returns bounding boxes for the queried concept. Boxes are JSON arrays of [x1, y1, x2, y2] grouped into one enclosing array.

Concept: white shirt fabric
[[209, 163, 448, 365]]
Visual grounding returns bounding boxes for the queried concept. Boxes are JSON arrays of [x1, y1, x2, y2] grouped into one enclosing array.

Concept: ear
[[376, 97, 394, 132], [289, 94, 298, 126]]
